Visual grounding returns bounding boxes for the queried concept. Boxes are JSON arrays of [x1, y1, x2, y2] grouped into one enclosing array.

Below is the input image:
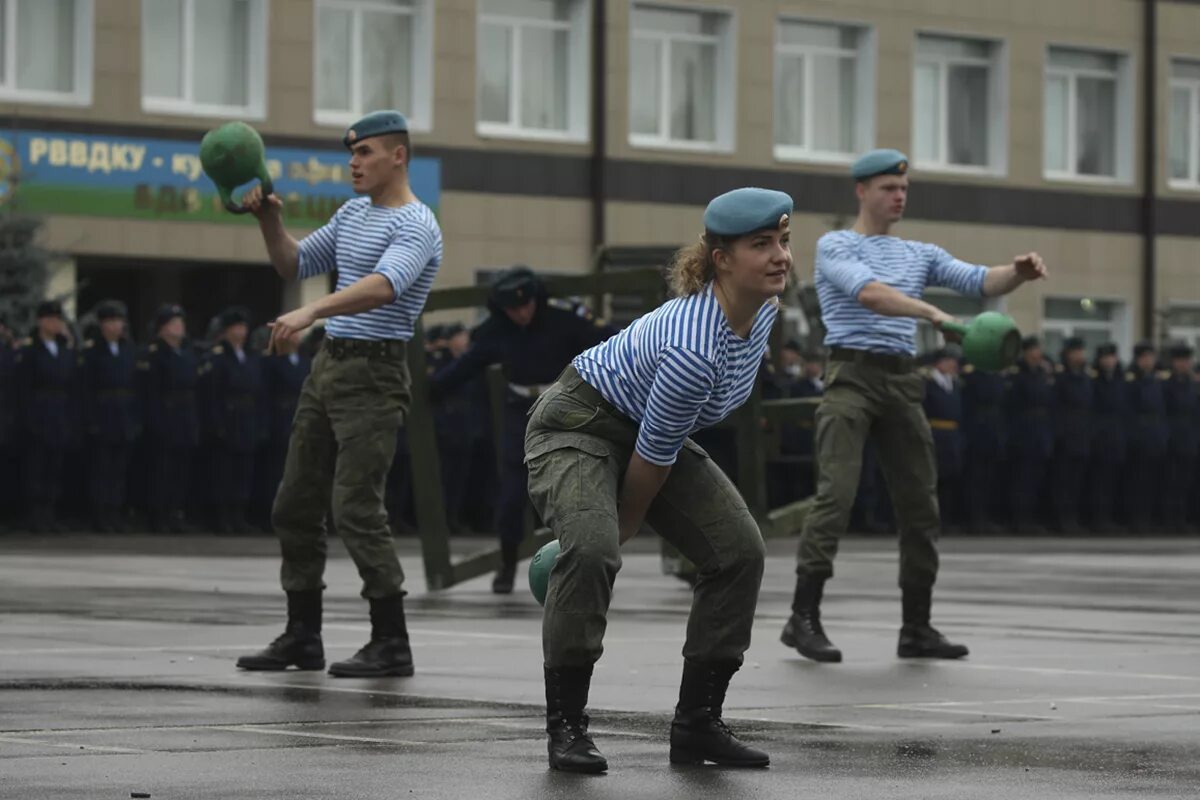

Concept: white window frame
[[1164, 304, 1200, 350], [628, 2, 737, 154], [0, 0, 94, 106], [1043, 44, 1134, 185], [911, 31, 1008, 176], [1041, 296, 1131, 357], [1168, 58, 1200, 190], [312, 0, 434, 133], [476, 0, 590, 143], [140, 0, 268, 119], [772, 17, 875, 166]]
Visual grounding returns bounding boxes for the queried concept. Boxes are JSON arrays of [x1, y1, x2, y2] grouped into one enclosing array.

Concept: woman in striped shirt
[[524, 187, 792, 773]]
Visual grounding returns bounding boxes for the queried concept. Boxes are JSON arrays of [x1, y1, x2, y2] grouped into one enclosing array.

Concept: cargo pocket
[[525, 433, 617, 524]]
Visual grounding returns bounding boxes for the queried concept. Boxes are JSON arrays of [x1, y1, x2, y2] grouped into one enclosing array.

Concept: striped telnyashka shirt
[[573, 282, 777, 466], [815, 230, 988, 356], [297, 197, 443, 341]]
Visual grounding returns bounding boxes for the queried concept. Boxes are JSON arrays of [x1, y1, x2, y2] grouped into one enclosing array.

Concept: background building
[[2, 0, 1199, 353]]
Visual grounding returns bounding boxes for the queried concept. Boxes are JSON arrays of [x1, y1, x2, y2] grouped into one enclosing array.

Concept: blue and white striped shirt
[[815, 230, 988, 356], [297, 198, 443, 341], [573, 283, 777, 466]]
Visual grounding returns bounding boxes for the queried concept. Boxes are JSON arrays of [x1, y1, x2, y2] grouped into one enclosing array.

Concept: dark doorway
[[76, 257, 283, 345]]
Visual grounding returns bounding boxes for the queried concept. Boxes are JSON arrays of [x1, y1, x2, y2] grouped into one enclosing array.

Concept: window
[[1165, 306, 1200, 352], [913, 34, 1005, 172], [1044, 46, 1133, 181], [1169, 60, 1200, 188], [915, 289, 1000, 355], [314, 0, 433, 131], [629, 4, 735, 151], [477, 0, 589, 141], [0, 0, 93, 105], [142, 0, 267, 118], [774, 19, 873, 163], [1042, 297, 1129, 357]]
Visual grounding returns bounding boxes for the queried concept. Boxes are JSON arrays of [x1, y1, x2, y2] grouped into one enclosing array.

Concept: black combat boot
[[897, 585, 969, 659], [780, 575, 842, 663], [327, 594, 415, 677], [669, 659, 769, 767], [492, 541, 518, 594], [545, 665, 607, 773], [236, 590, 325, 671]]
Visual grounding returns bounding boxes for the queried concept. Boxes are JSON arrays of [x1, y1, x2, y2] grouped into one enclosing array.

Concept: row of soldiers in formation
[[4, 294, 1200, 538], [760, 334, 1200, 535], [0, 300, 313, 534]]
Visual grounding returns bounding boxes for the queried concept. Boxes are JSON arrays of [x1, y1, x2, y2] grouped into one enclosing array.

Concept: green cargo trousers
[[271, 342, 410, 599], [525, 366, 766, 668], [796, 357, 941, 588]]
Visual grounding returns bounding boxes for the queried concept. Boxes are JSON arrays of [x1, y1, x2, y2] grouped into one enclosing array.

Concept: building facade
[[2, 0, 1199, 355]]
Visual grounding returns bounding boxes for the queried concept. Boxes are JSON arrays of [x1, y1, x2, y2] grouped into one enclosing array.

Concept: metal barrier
[[405, 249, 819, 590]]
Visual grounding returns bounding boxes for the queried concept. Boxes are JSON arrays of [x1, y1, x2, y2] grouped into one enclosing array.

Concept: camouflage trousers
[[797, 358, 941, 588], [272, 342, 410, 599], [525, 366, 765, 668]]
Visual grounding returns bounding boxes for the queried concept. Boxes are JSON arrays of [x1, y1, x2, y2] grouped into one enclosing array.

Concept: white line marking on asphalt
[[0, 734, 148, 754], [211, 725, 435, 746]]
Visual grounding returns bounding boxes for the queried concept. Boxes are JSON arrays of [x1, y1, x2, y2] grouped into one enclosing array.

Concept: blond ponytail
[[666, 232, 736, 297]]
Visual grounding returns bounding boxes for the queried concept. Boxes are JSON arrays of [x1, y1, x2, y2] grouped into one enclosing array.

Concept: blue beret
[[703, 188, 794, 237], [343, 110, 409, 148], [851, 148, 909, 180]]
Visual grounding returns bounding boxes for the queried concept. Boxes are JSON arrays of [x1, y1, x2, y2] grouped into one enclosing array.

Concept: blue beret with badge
[[703, 187, 794, 237], [343, 110, 409, 149], [851, 148, 909, 181]]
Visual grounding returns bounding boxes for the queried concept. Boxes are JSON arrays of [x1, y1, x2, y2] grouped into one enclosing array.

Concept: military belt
[[829, 347, 914, 374], [324, 337, 406, 360], [928, 418, 959, 431], [508, 382, 555, 400]]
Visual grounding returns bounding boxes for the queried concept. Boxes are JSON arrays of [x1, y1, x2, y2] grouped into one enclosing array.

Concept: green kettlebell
[[941, 311, 1021, 371], [528, 539, 561, 606], [199, 121, 274, 215]]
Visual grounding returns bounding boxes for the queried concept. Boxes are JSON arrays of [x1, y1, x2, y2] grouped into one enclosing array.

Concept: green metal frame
[[405, 249, 820, 590]]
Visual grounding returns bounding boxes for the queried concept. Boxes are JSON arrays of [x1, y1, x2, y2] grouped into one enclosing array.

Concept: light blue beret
[[343, 110, 409, 148], [703, 188, 794, 237], [851, 148, 909, 180]]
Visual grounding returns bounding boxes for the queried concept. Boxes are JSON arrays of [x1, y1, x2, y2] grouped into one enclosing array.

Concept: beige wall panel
[[1155, 237, 1200, 309]]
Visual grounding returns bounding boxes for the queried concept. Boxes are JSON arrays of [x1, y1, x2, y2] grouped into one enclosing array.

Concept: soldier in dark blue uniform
[[428, 322, 490, 533], [80, 301, 141, 532], [1051, 337, 1092, 534], [0, 320, 17, 530], [430, 267, 614, 593], [138, 304, 201, 534], [1087, 343, 1127, 533], [961, 358, 1007, 534], [1161, 343, 1198, 532], [922, 348, 964, 533], [15, 301, 78, 533], [256, 330, 312, 531], [1124, 341, 1168, 532], [203, 307, 266, 534], [1005, 336, 1054, 533]]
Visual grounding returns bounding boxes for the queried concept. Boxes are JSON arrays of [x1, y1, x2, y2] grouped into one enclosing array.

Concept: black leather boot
[[780, 575, 842, 662], [897, 585, 969, 659], [545, 665, 607, 773], [669, 659, 769, 767], [328, 595, 415, 677], [492, 542, 518, 594], [236, 590, 325, 671]]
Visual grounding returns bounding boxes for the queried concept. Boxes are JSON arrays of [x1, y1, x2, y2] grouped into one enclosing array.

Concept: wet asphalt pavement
[[1, 533, 1198, 799]]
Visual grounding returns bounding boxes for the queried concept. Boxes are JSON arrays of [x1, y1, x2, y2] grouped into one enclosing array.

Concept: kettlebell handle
[[940, 320, 968, 337], [219, 175, 275, 215]]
